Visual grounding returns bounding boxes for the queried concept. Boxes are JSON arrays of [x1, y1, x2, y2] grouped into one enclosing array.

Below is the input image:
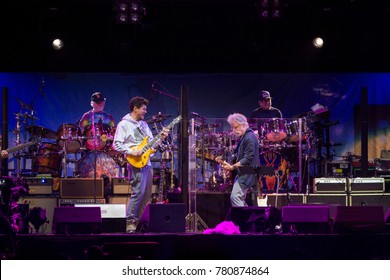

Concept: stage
[[2, 230, 390, 260]]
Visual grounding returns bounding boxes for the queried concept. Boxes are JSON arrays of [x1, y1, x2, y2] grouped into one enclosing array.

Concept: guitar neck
[[143, 116, 182, 151], [6, 141, 37, 153]]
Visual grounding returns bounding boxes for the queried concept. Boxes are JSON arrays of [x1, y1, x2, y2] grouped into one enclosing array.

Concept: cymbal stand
[[13, 113, 22, 178]]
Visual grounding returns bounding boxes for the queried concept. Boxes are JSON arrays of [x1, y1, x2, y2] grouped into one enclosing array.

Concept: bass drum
[[258, 151, 290, 193], [75, 151, 120, 183], [32, 142, 62, 176]]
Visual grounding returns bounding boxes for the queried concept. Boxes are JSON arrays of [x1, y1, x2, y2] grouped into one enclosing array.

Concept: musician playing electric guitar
[[113, 96, 171, 233], [221, 113, 260, 207]]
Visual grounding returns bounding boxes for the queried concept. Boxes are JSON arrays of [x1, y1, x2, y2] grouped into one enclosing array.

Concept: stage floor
[[2, 230, 390, 260]]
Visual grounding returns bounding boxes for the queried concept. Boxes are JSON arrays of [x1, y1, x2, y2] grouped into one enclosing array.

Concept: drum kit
[[12, 110, 125, 181], [255, 117, 313, 193], [195, 117, 313, 193]]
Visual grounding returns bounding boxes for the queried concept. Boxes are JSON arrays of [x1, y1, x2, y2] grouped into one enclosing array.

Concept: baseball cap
[[259, 90, 271, 101], [91, 92, 106, 103]]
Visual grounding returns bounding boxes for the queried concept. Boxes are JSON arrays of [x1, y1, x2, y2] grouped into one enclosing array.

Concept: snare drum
[[56, 123, 81, 153], [262, 118, 287, 142]]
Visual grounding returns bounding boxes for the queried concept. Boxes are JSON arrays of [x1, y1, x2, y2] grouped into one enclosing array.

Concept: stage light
[[114, 0, 144, 24], [313, 37, 324, 48], [52, 38, 64, 50], [258, 0, 284, 20]]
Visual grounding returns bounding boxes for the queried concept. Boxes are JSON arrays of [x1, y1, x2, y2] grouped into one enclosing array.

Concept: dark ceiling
[[1, 0, 389, 72]]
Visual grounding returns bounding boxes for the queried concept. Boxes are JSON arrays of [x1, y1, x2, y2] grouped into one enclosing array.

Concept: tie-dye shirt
[[78, 110, 115, 134]]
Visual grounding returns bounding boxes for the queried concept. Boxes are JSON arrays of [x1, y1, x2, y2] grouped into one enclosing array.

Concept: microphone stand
[[92, 112, 98, 204]]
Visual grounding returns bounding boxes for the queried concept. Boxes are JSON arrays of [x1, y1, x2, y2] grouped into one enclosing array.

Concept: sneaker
[[126, 221, 137, 233]]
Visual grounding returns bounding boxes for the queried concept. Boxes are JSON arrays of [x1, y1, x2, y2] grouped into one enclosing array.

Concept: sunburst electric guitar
[[126, 115, 182, 168]]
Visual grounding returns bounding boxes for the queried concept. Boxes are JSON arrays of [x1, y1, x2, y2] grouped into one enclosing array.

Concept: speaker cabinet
[[52, 206, 102, 234], [196, 191, 231, 228], [313, 178, 347, 193], [385, 208, 390, 223], [60, 178, 104, 198], [226, 206, 281, 233], [306, 194, 348, 219], [282, 205, 331, 233], [349, 193, 390, 214], [18, 196, 58, 234], [136, 203, 186, 233], [265, 193, 305, 209], [333, 206, 385, 233], [349, 177, 385, 193]]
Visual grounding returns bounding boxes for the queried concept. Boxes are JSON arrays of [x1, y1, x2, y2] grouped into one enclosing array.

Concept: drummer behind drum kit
[[256, 117, 312, 193]]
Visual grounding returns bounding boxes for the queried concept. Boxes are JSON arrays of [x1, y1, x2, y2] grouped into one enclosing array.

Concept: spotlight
[[114, 0, 144, 24], [313, 37, 324, 48], [52, 38, 64, 50], [258, 0, 284, 20]]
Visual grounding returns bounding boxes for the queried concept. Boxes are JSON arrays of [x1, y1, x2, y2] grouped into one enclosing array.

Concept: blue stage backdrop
[[1, 72, 390, 169]]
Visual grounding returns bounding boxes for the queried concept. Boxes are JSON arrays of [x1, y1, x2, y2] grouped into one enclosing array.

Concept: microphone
[[41, 77, 45, 97]]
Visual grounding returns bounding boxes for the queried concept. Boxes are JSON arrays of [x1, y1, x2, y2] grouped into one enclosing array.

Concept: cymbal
[[13, 112, 39, 120], [25, 125, 57, 139], [146, 113, 173, 123]]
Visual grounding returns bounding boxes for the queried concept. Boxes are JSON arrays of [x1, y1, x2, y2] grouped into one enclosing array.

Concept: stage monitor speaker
[[386, 208, 390, 223], [226, 206, 281, 233], [281, 205, 331, 234], [136, 203, 186, 233], [333, 206, 385, 233], [52, 206, 102, 234], [75, 204, 126, 233]]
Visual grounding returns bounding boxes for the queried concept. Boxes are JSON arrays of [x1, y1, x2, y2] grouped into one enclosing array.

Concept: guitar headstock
[[173, 115, 182, 124]]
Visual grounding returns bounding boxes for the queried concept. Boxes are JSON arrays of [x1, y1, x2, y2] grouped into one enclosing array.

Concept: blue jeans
[[126, 164, 153, 222], [230, 177, 251, 207]]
